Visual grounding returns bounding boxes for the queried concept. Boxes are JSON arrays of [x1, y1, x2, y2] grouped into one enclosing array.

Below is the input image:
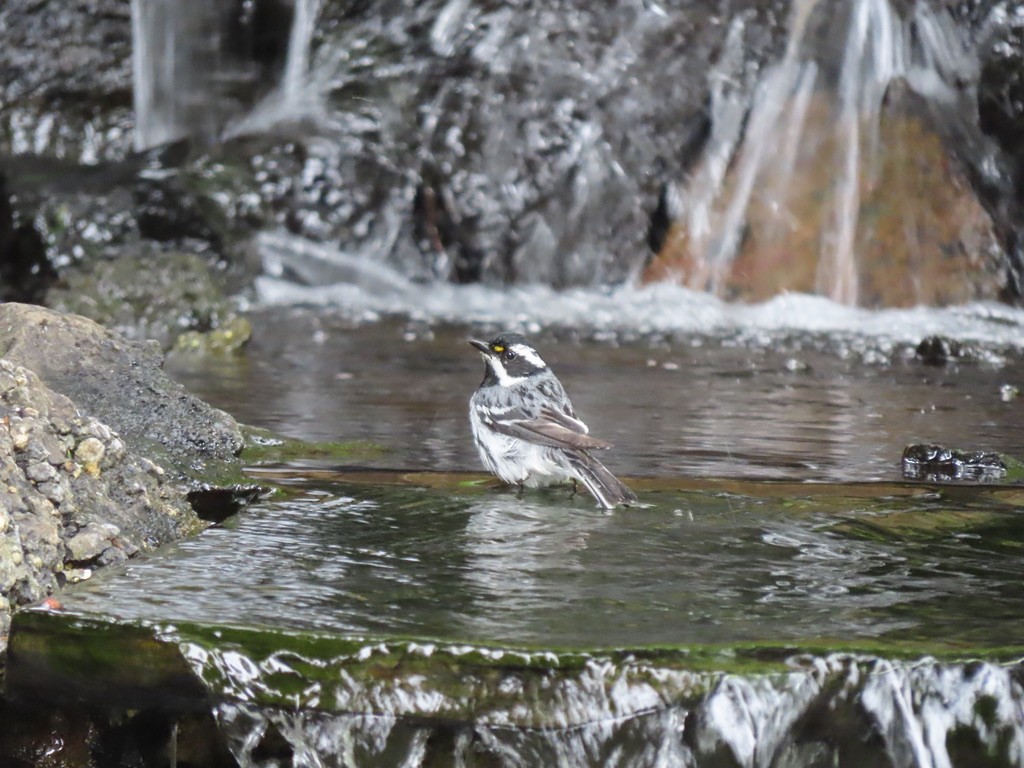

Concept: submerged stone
[[901, 443, 1008, 482]]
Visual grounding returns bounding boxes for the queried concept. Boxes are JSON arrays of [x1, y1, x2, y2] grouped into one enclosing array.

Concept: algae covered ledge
[[7, 609, 1024, 767]]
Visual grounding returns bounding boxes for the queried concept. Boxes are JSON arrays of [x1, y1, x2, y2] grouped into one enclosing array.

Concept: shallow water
[[65, 307, 1024, 650], [166, 308, 1024, 483], [60, 472, 1024, 650], [28, 303, 1024, 766]]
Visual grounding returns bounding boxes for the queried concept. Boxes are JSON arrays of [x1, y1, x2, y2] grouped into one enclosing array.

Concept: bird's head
[[469, 333, 549, 387]]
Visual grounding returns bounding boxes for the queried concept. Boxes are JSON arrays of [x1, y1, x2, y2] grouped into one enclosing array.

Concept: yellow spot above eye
[[492, 345, 504, 352]]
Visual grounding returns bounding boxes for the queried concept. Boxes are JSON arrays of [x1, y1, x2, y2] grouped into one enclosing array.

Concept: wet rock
[[901, 443, 1007, 482], [0, 172, 58, 304], [171, 315, 253, 355], [47, 247, 249, 352], [646, 87, 1008, 306], [915, 335, 964, 365], [0, 303, 246, 488], [0, 358, 202, 653], [302, 0, 775, 288], [65, 522, 122, 565], [976, 2, 1024, 234], [0, 0, 1021, 308], [0, 0, 134, 164], [0, 149, 260, 338]]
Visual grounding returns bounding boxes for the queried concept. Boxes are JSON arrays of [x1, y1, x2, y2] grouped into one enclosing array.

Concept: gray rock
[[0, 0, 134, 163], [65, 522, 121, 564], [0, 356, 203, 654], [24, 461, 57, 484], [0, 303, 244, 487]]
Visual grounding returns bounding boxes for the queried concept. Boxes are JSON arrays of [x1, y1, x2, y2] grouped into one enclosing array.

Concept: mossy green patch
[[11, 609, 1024, 719], [239, 425, 388, 465]]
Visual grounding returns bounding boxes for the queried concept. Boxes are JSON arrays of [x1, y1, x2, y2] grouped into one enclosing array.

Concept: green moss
[[172, 316, 252, 355], [48, 250, 243, 352], [10, 609, 1024, 728], [1000, 455, 1024, 484], [239, 425, 388, 465]]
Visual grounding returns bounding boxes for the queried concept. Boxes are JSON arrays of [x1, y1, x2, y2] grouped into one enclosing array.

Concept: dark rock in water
[[901, 443, 1007, 482], [0, 358, 201, 653], [0, 303, 245, 487], [915, 335, 964, 365]]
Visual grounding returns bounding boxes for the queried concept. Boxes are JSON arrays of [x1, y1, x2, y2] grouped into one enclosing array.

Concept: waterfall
[[280, 0, 322, 113], [130, 0, 237, 150], [224, 0, 324, 137], [131, 0, 323, 150], [127, 0, 1005, 306], [659, 0, 983, 306]]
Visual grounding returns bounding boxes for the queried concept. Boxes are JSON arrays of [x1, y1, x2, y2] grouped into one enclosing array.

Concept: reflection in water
[[458, 497, 612, 641], [58, 476, 1024, 649], [166, 312, 1024, 484]]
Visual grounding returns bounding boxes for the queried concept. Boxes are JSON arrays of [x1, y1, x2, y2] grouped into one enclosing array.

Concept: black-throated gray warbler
[[468, 333, 636, 509]]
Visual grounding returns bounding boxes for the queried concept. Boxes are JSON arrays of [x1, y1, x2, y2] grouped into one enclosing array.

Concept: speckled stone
[[74, 437, 105, 476], [0, 352, 204, 656]]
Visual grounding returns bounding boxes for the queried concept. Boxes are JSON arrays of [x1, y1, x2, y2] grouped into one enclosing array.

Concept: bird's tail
[[567, 451, 637, 510]]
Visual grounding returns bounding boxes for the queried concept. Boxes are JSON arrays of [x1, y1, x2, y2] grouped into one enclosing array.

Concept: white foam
[[254, 232, 1024, 349]]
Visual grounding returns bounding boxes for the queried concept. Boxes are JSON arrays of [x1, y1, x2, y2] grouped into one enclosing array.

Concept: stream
[[12, 303, 1022, 766]]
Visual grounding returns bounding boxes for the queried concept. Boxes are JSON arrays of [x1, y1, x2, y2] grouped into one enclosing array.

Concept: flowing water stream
[[13, 307, 1019, 766], [18, 0, 1024, 764]]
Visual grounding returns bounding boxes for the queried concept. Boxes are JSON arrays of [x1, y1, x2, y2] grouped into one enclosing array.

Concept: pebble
[[85, 421, 112, 442], [104, 436, 126, 467], [66, 523, 120, 563], [75, 437, 106, 476], [25, 461, 57, 483], [139, 457, 165, 478], [38, 481, 65, 505], [9, 423, 29, 451]]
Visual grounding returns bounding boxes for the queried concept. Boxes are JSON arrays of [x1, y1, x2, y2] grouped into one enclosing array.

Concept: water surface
[[59, 468, 1024, 651], [166, 310, 1024, 483]]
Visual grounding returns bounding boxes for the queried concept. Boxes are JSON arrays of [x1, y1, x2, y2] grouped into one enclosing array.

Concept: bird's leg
[[516, 482, 525, 500], [571, 478, 579, 498]]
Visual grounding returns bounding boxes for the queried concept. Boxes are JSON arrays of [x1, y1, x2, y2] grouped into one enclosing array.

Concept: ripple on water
[[59, 479, 1024, 651]]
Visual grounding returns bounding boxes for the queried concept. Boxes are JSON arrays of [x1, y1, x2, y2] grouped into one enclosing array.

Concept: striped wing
[[483, 405, 611, 451]]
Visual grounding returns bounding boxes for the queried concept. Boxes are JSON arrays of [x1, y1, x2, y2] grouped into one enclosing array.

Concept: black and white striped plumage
[[468, 333, 636, 509]]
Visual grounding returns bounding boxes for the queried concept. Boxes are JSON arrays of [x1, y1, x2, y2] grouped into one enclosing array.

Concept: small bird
[[468, 333, 636, 509]]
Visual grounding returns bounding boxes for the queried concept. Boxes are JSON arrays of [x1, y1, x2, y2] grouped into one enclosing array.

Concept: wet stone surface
[[0, 303, 245, 486], [901, 443, 1009, 482], [0, 358, 199, 650]]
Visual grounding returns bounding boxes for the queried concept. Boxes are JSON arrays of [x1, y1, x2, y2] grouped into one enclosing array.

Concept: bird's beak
[[468, 338, 492, 356]]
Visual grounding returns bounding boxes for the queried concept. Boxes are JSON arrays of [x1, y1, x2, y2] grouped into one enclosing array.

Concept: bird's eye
[[503, 349, 517, 361]]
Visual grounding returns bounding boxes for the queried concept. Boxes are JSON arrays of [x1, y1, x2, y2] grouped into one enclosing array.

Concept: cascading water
[[128, 0, 1018, 307], [130, 0, 235, 149], [653, 0, 998, 306], [131, 0, 323, 150]]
